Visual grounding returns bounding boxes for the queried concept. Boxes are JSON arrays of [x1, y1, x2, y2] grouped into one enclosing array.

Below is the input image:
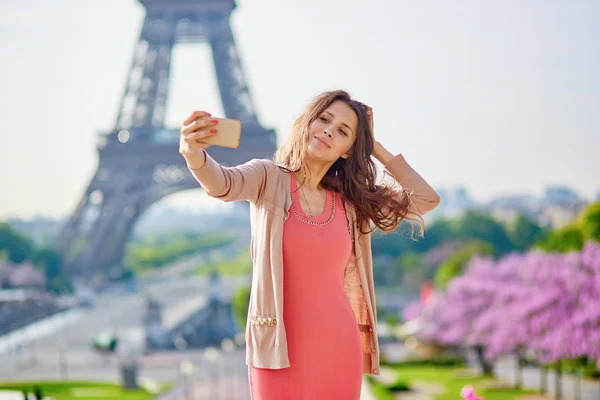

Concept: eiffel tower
[[55, 0, 276, 280]]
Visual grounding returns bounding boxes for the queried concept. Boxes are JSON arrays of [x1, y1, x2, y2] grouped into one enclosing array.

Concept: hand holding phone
[[180, 112, 241, 154], [197, 118, 241, 149]]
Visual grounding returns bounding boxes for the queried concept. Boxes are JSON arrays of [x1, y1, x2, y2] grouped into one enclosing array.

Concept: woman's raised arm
[[381, 152, 441, 217], [180, 110, 269, 204]]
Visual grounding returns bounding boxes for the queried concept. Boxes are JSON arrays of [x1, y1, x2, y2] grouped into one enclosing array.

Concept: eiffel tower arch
[[55, 0, 277, 280]]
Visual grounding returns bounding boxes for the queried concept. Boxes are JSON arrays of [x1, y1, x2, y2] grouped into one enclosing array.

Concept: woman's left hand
[[361, 103, 392, 164], [360, 102, 376, 148]]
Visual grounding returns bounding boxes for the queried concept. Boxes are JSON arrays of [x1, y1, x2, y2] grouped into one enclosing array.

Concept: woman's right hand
[[179, 111, 219, 162]]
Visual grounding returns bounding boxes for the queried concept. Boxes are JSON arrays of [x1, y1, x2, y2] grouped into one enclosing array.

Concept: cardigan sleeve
[[186, 150, 271, 204], [383, 154, 441, 218]]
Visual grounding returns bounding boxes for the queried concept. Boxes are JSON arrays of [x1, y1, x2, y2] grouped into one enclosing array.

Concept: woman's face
[[306, 100, 358, 163]]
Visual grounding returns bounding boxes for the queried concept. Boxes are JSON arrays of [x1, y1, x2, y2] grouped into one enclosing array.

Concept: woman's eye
[[339, 129, 347, 136], [320, 117, 328, 122]]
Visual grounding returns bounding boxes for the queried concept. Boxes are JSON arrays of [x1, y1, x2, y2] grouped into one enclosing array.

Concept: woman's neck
[[294, 160, 332, 191]]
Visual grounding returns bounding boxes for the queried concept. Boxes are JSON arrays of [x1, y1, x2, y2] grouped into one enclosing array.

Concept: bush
[[560, 357, 600, 379], [366, 376, 396, 400], [536, 225, 584, 253], [386, 378, 411, 392], [383, 354, 466, 368], [535, 201, 600, 254], [578, 201, 600, 242]]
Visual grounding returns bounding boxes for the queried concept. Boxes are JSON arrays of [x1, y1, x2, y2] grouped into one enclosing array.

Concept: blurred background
[[1, 0, 598, 399]]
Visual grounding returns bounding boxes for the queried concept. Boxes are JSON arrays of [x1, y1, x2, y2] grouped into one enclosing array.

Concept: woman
[[179, 90, 440, 399]]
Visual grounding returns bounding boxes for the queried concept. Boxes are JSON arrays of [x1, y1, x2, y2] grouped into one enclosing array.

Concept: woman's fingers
[[182, 136, 211, 148], [179, 111, 218, 155], [187, 129, 218, 142], [180, 132, 212, 152], [179, 111, 216, 157], [182, 134, 211, 145], [181, 117, 218, 136], [183, 110, 211, 126]]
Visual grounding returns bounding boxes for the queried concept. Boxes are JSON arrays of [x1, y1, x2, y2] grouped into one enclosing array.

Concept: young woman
[[179, 90, 440, 399]]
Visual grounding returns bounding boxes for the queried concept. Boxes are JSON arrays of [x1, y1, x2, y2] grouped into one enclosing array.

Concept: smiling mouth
[[314, 136, 331, 148]]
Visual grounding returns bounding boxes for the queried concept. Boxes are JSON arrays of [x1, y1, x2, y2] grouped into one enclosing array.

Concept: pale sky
[[1, 0, 599, 219]]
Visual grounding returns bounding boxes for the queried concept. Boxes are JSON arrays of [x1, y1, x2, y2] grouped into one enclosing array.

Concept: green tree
[[508, 214, 548, 251], [0, 222, 34, 263], [33, 247, 68, 293], [578, 201, 600, 242], [455, 211, 513, 254], [535, 202, 600, 254], [434, 240, 496, 288], [0, 223, 72, 293], [370, 230, 410, 258], [34, 248, 62, 281], [397, 252, 427, 273], [371, 212, 515, 260], [371, 219, 453, 259], [418, 218, 454, 250], [536, 225, 584, 253], [396, 252, 430, 286]]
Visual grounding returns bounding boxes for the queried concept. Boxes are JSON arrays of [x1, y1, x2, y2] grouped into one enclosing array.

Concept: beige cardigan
[[187, 150, 440, 376]]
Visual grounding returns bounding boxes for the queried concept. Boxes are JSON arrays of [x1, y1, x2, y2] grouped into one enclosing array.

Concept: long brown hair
[[274, 90, 424, 236]]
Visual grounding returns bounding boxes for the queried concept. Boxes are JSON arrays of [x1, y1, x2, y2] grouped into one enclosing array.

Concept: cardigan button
[[368, 327, 373, 332], [372, 369, 379, 374], [371, 349, 376, 353]]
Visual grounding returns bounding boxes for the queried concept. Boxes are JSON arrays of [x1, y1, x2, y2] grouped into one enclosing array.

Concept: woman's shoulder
[[245, 158, 290, 193], [241, 159, 289, 208], [246, 158, 288, 177]]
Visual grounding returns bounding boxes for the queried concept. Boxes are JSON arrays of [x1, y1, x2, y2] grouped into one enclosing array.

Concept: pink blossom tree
[[417, 241, 600, 391]]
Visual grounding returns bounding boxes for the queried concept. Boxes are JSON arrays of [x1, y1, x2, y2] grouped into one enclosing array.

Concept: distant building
[[428, 187, 478, 220], [538, 204, 584, 229], [537, 186, 587, 228], [486, 195, 539, 223], [542, 186, 584, 207], [428, 184, 588, 228]]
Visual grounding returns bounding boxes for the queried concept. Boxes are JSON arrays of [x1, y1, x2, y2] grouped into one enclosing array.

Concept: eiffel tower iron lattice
[[55, 0, 277, 279]]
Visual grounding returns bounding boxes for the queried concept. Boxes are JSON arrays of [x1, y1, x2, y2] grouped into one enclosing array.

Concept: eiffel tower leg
[[57, 160, 199, 281], [72, 197, 133, 280], [209, 17, 258, 124], [115, 15, 176, 131], [93, 202, 144, 275], [55, 187, 92, 252], [56, 173, 110, 271]]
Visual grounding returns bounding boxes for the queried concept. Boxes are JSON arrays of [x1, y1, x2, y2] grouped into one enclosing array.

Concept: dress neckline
[[290, 173, 335, 225]]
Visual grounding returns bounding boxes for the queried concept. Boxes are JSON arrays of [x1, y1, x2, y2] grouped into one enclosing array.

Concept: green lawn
[[376, 364, 538, 400], [0, 381, 167, 400]]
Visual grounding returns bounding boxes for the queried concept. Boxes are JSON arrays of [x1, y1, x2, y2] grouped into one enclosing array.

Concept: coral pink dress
[[249, 174, 363, 399]]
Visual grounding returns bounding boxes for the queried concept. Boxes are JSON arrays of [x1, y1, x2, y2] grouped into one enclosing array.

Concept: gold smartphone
[[198, 118, 241, 149]]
